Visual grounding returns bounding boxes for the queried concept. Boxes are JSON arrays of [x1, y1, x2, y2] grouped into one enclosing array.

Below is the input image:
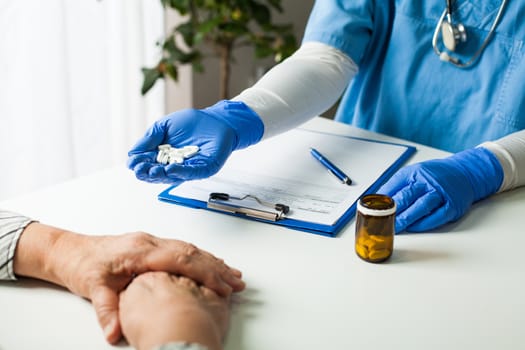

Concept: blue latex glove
[[127, 100, 264, 184], [378, 147, 504, 233]]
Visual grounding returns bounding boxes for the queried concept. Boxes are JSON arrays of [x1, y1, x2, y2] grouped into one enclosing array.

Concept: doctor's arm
[[127, 41, 357, 184], [0, 211, 245, 344], [378, 130, 525, 233]]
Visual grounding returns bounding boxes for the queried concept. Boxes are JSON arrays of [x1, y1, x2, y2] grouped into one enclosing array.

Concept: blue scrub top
[[303, 0, 525, 152]]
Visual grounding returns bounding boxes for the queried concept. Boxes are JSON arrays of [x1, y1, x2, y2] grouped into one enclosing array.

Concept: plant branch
[[140, 0, 298, 99]]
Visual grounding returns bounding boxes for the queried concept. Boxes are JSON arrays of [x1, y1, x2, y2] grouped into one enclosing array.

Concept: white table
[[1, 117, 524, 350]]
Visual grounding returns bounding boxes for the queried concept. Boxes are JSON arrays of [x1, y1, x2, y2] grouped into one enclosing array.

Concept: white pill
[[161, 153, 170, 164], [156, 150, 169, 164], [168, 156, 185, 164], [168, 149, 185, 157], [181, 145, 200, 158], [157, 144, 200, 164]]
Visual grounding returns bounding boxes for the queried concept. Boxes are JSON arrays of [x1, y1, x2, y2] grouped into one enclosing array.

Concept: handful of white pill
[[156, 144, 200, 165]]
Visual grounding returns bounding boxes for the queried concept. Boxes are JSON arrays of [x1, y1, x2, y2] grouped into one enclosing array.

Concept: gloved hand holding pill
[[127, 100, 264, 185]]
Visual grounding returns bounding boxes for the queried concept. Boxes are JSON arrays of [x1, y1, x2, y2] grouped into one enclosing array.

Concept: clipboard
[[158, 128, 416, 237]]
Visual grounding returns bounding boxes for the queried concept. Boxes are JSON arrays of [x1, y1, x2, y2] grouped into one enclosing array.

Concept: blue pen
[[310, 148, 352, 185]]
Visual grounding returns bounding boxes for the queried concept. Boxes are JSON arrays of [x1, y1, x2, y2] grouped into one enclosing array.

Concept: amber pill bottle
[[355, 194, 396, 263]]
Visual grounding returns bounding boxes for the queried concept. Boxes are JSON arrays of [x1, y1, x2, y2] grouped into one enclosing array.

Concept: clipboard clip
[[207, 192, 290, 221]]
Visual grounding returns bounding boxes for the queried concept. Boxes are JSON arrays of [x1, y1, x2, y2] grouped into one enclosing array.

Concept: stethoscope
[[432, 0, 508, 67]]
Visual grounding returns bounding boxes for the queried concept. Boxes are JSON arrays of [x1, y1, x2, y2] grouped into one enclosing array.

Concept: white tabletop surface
[[1, 117, 524, 350]]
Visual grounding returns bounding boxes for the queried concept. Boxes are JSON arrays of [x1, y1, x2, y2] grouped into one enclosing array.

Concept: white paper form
[[167, 128, 411, 226]]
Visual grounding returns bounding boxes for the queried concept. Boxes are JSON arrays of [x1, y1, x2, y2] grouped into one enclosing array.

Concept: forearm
[[480, 129, 525, 192], [233, 41, 357, 139], [12, 221, 81, 288]]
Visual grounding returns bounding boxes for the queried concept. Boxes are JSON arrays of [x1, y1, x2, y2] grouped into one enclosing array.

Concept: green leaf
[[164, 63, 178, 81], [254, 40, 274, 58], [203, 0, 216, 8], [176, 22, 195, 46], [219, 22, 249, 36], [141, 67, 162, 95], [250, 3, 271, 25], [162, 38, 199, 63], [198, 17, 222, 36], [165, 0, 191, 14], [162, 36, 178, 53], [176, 50, 202, 64]]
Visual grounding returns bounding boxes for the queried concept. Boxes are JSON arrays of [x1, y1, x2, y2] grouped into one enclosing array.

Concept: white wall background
[[0, 0, 165, 201]]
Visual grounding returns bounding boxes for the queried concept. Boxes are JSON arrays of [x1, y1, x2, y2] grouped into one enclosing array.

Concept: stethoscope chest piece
[[441, 20, 467, 51]]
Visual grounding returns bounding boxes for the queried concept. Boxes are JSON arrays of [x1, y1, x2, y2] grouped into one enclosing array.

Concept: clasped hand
[[50, 230, 245, 344]]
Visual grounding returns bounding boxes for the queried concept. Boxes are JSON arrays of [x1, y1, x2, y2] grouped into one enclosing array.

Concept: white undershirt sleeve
[[480, 129, 525, 192], [233, 41, 358, 139]]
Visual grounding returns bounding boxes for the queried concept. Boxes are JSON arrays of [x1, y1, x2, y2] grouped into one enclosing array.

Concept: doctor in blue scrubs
[[128, 0, 525, 233]]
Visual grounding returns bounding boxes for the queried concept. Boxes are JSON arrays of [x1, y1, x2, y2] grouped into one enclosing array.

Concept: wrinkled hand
[[127, 100, 264, 185], [120, 272, 230, 350], [53, 231, 244, 344], [378, 147, 503, 233]]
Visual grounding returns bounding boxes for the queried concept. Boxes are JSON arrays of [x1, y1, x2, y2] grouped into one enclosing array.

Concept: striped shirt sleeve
[[0, 209, 34, 280]]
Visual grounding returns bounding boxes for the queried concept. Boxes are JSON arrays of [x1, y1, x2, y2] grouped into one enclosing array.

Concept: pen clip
[[208, 192, 289, 221]]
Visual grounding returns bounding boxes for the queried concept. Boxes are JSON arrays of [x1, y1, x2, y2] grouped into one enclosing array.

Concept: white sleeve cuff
[[233, 41, 357, 139], [479, 129, 525, 192]]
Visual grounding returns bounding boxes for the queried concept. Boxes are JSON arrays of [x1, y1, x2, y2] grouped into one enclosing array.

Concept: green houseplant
[[142, 0, 298, 99]]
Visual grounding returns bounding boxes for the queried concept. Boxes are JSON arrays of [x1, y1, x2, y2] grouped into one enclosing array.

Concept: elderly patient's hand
[[119, 272, 230, 350], [13, 223, 244, 344]]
